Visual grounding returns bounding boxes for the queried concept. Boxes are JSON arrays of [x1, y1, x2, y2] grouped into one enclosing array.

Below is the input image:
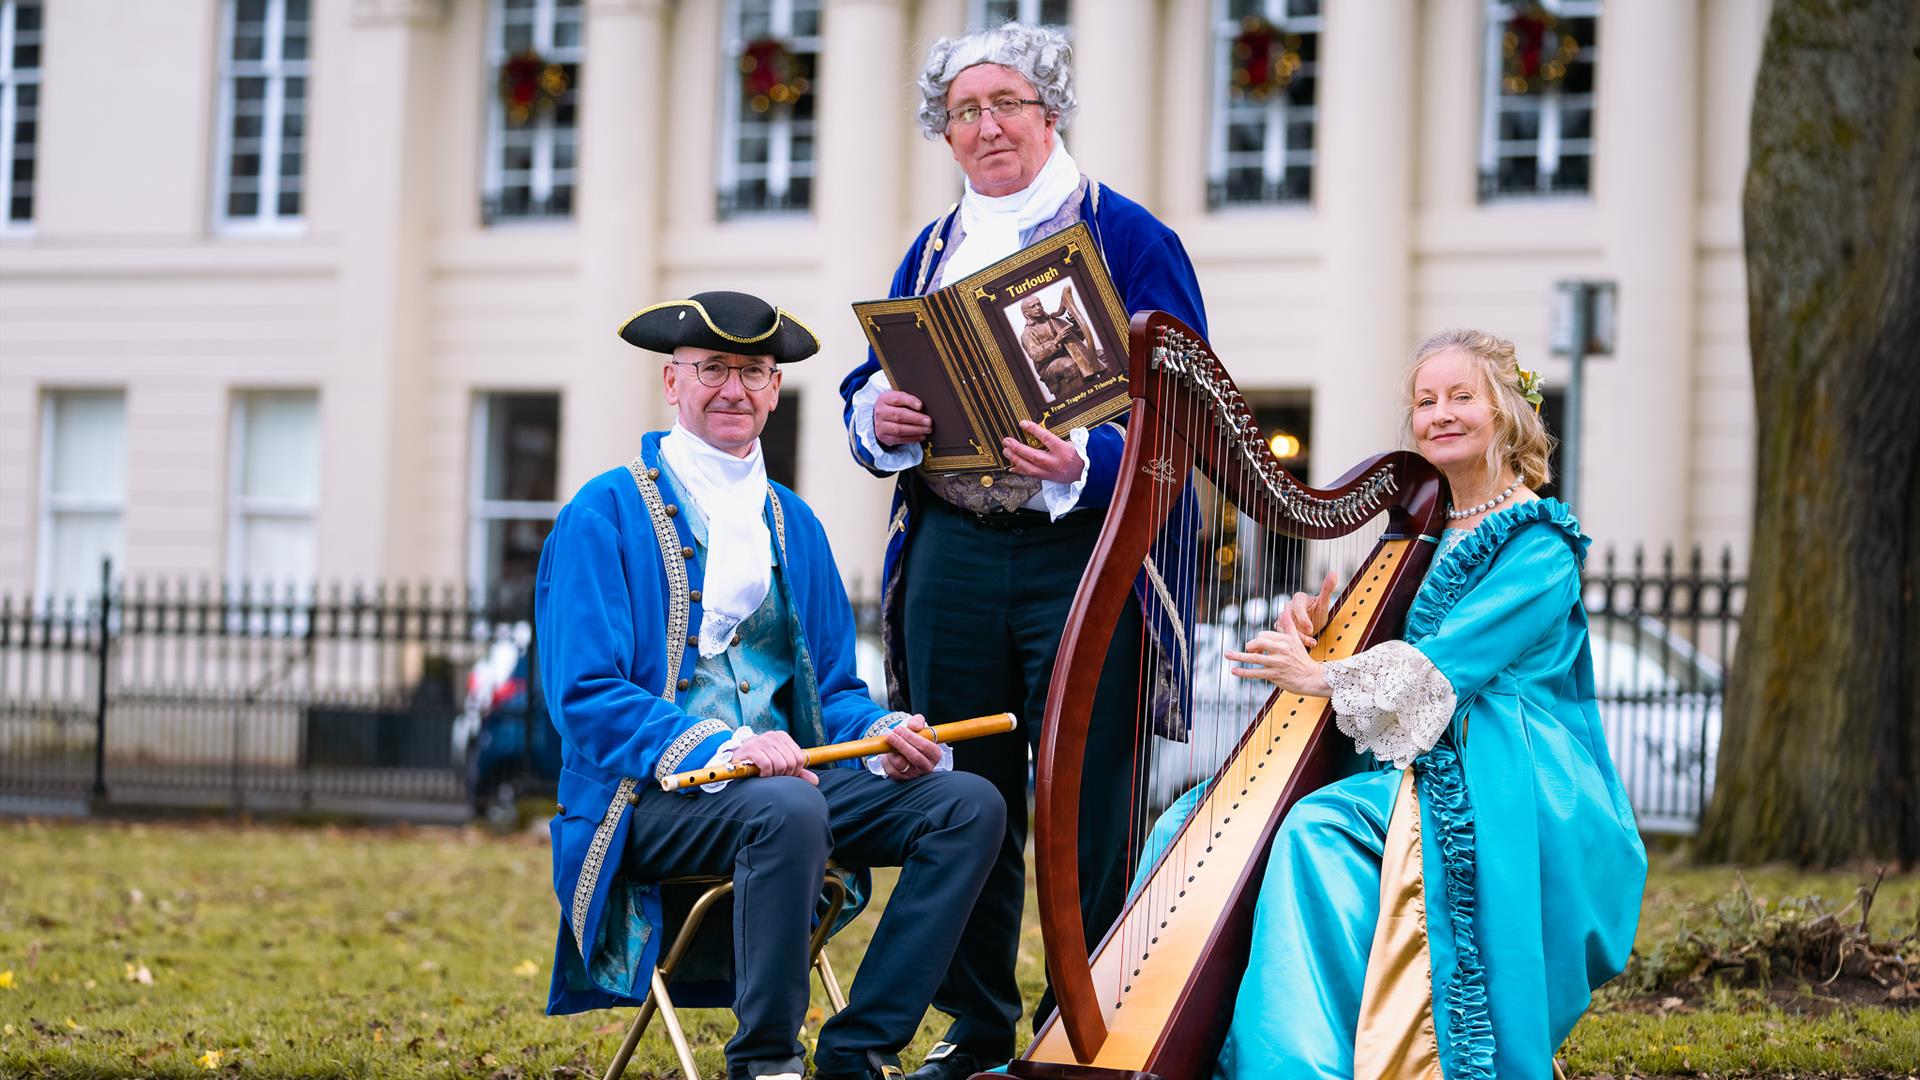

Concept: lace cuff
[[851, 371, 924, 473], [1037, 426, 1092, 520], [1322, 640, 1456, 769], [694, 725, 755, 794], [863, 712, 954, 777]]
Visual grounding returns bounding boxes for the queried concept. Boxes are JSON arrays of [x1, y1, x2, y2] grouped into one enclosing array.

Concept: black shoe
[[903, 1043, 1005, 1080], [814, 1050, 906, 1079]]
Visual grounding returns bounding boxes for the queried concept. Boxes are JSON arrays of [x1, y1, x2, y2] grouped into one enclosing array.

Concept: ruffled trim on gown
[[1404, 499, 1588, 1080]]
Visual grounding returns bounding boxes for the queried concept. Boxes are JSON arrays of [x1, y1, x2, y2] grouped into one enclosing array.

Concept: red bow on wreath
[[1229, 16, 1302, 102], [1502, 4, 1580, 95], [499, 49, 570, 126], [740, 37, 810, 113]]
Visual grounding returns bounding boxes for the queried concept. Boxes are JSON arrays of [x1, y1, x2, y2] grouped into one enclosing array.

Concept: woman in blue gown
[[1172, 329, 1646, 1079]]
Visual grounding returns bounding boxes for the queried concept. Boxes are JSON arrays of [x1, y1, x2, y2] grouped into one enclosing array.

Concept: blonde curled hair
[[1401, 329, 1555, 489]]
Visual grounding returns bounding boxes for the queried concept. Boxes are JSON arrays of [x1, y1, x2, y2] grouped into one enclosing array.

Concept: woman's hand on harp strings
[[1279, 571, 1339, 646], [735, 729, 819, 785], [876, 715, 942, 782], [1227, 627, 1331, 698]]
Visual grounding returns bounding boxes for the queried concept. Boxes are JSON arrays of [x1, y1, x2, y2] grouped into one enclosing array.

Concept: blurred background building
[[0, 0, 1764, 605]]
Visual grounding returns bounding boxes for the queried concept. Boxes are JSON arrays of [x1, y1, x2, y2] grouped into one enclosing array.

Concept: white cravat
[[658, 424, 773, 658], [943, 139, 1081, 283]]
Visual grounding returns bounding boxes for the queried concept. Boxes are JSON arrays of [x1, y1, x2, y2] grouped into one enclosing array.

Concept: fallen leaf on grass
[[197, 1048, 223, 1069], [591, 1022, 622, 1035], [512, 959, 539, 978], [0, 970, 14, 990], [64, 1017, 81, 1031], [125, 963, 154, 986]]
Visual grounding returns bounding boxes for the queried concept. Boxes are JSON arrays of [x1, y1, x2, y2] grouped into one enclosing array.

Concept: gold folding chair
[[601, 870, 852, 1080]]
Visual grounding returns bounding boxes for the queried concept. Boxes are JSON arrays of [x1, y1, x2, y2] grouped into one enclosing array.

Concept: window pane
[[49, 513, 122, 601], [483, 394, 560, 503], [480, 518, 554, 596], [1039, 0, 1070, 26], [240, 391, 320, 502], [50, 392, 127, 499], [240, 515, 316, 585]]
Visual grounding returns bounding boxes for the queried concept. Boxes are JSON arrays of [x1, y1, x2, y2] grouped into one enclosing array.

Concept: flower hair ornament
[[1515, 367, 1544, 413]]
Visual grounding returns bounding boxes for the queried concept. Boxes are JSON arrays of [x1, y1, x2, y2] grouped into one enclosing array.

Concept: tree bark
[[1697, 0, 1920, 865]]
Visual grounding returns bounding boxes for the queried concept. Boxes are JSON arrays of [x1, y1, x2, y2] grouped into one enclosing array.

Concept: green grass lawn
[[0, 819, 1914, 1079]]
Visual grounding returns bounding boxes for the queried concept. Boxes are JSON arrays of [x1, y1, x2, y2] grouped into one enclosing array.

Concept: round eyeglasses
[[945, 98, 1045, 128], [674, 359, 777, 391]]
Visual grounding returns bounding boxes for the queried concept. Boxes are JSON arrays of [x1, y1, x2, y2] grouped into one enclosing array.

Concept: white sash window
[[38, 391, 126, 604], [483, 0, 583, 224], [0, 0, 41, 228], [718, 0, 820, 218], [1207, 0, 1320, 208], [213, 0, 310, 230], [1478, 0, 1599, 199]]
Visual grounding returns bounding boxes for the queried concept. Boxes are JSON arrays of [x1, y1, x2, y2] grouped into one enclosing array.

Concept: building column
[[566, 0, 669, 488], [1310, 0, 1416, 485], [1069, 0, 1159, 204], [812, 0, 913, 578], [328, 0, 449, 581], [1587, 0, 1698, 552]]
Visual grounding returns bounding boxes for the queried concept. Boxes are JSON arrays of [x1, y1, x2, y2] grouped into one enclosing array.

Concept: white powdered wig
[[915, 22, 1077, 138]]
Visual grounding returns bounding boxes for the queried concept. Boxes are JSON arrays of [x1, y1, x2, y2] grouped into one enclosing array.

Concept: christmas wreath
[[1501, 4, 1581, 95], [1229, 16, 1303, 102], [740, 37, 810, 113], [498, 49, 570, 127]]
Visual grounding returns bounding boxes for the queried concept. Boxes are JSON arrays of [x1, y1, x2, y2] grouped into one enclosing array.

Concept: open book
[[854, 222, 1132, 475]]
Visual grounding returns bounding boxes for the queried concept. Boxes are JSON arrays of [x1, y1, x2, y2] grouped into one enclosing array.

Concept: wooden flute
[[657, 712, 1017, 791]]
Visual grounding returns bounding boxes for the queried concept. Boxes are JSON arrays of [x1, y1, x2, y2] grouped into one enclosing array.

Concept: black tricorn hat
[[616, 291, 820, 365]]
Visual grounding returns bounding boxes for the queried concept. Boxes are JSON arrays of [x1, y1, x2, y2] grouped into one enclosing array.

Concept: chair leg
[[601, 988, 654, 1080], [814, 950, 849, 1014], [650, 967, 703, 1080], [1553, 1059, 1569, 1080]]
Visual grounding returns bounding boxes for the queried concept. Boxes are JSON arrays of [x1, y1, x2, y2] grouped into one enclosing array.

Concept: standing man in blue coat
[[838, 24, 1207, 1080], [538, 291, 1004, 1080]]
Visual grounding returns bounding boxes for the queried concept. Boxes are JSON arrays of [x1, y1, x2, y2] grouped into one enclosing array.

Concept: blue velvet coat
[[836, 181, 1209, 712], [535, 432, 898, 1015]]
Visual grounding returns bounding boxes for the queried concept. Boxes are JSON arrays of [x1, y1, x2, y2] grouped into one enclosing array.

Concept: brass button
[[932, 237, 944, 250], [738, 681, 750, 693], [665, 505, 679, 517], [681, 546, 695, 559], [647, 467, 660, 480], [687, 634, 699, 648], [677, 678, 691, 692], [730, 633, 741, 647], [689, 589, 702, 603], [555, 804, 565, 815], [980, 475, 994, 487], [626, 790, 641, 805]]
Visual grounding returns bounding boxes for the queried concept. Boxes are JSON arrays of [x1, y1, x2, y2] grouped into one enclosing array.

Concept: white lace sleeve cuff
[[695, 725, 754, 794], [1322, 641, 1456, 769], [851, 371, 924, 473], [1039, 426, 1092, 520]]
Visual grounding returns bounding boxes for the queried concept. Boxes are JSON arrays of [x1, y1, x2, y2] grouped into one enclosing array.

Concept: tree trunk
[[1697, 0, 1920, 865]]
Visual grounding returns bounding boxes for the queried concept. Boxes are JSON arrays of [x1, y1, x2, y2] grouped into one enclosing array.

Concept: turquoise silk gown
[[1143, 499, 1646, 1080]]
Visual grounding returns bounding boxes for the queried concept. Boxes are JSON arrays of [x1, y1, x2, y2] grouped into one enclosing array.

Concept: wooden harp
[[998, 312, 1446, 1079]]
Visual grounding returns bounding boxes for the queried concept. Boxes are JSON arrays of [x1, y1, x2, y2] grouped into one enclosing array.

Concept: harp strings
[[1110, 346, 1388, 1008]]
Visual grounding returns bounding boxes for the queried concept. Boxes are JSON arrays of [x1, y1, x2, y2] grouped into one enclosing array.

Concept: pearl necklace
[[1447, 481, 1518, 520]]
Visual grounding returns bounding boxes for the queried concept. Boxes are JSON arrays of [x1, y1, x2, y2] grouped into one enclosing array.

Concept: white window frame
[[466, 393, 563, 599], [0, 0, 42, 231], [717, 0, 820, 218], [482, 0, 583, 225], [226, 390, 321, 592], [212, 0, 310, 233], [1478, 0, 1599, 201], [970, 0, 1070, 28], [1207, 0, 1320, 210], [36, 391, 127, 606]]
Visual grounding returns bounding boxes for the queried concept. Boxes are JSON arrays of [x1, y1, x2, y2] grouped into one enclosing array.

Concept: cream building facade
[[0, 0, 1765, 604]]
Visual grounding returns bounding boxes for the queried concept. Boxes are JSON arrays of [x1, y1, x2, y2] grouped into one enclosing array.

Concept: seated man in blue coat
[[537, 290, 1005, 1080]]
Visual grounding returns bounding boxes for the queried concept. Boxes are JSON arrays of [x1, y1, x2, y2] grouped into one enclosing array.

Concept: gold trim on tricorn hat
[[616, 290, 821, 365]]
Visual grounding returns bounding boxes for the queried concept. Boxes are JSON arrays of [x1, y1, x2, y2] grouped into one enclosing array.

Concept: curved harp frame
[[1016, 312, 1446, 1079]]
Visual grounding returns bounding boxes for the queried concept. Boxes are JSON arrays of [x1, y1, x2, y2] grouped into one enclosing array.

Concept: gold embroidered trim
[[571, 776, 638, 950], [655, 717, 731, 781], [887, 502, 908, 541], [863, 710, 913, 740], [1142, 554, 1190, 675], [615, 299, 821, 353], [628, 457, 690, 703], [767, 487, 787, 556]]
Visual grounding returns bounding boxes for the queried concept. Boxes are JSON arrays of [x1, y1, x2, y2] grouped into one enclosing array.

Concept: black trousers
[[903, 496, 1146, 1061], [623, 767, 1003, 1078]]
